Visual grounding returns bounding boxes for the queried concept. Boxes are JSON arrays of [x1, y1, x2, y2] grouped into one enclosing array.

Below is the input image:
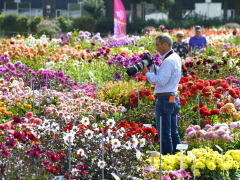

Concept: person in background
[[188, 25, 207, 53], [172, 31, 188, 59]]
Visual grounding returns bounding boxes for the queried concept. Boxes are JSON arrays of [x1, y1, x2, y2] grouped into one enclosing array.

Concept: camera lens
[[126, 66, 138, 76], [126, 55, 152, 76]]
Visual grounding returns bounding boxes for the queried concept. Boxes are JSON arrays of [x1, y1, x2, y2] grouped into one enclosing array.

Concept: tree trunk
[[235, 0, 240, 16], [131, 3, 137, 20], [175, 0, 182, 6], [169, 0, 182, 21], [223, 0, 228, 20]]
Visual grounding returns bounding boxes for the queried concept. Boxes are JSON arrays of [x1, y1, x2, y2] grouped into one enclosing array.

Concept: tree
[[151, 0, 183, 20], [126, 0, 141, 20], [83, 0, 105, 19], [151, 0, 172, 13], [220, 0, 236, 20], [234, 0, 240, 16], [221, 0, 228, 21], [168, 0, 183, 21], [105, 0, 114, 18]]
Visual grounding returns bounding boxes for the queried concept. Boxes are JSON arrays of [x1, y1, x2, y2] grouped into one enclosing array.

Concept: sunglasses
[[178, 36, 184, 38]]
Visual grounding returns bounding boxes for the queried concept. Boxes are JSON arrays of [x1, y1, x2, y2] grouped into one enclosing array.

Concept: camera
[[126, 53, 154, 76]]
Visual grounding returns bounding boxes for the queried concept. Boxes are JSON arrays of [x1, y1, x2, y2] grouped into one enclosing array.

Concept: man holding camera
[[141, 33, 181, 155]]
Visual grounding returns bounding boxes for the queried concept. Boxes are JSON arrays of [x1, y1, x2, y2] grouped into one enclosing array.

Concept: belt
[[154, 92, 176, 97]]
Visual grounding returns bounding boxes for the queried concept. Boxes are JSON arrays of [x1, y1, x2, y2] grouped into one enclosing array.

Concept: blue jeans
[[155, 94, 181, 155]]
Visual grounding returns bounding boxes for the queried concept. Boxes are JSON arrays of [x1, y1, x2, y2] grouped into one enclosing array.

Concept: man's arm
[[145, 60, 173, 87]]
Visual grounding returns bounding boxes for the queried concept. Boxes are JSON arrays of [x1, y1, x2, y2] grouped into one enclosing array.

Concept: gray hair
[[155, 33, 173, 47]]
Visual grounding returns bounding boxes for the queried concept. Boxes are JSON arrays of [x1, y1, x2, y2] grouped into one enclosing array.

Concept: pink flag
[[114, 0, 126, 37]]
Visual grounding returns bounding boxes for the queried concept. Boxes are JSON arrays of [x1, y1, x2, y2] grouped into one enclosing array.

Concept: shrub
[[72, 16, 95, 32], [127, 18, 158, 34], [82, 0, 105, 19], [17, 15, 31, 32], [94, 18, 114, 33], [161, 18, 179, 30], [142, 26, 156, 34], [0, 13, 5, 24], [1, 14, 18, 31], [224, 23, 240, 29], [125, 15, 240, 34], [30, 16, 44, 32], [56, 16, 73, 33], [37, 27, 57, 37], [37, 21, 61, 33]]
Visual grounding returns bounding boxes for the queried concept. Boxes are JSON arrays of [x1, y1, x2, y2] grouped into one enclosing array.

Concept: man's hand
[[141, 65, 149, 75]]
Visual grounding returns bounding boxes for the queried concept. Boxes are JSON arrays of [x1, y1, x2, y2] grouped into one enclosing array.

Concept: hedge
[[1, 13, 240, 36], [57, 16, 73, 33], [30, 16, 44, 33], [72, 16, 95, 32]]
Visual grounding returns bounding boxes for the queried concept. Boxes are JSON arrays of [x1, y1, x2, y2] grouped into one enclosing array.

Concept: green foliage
[[0, 13, 5, 24], [72, 16, 95, 32], [17, 15, 31, 32], [2, 13, 240, 36], [125, 0, 141, 3], [56, 16, 73, 33], [115, 106, 156, 125], [82, 0, 105, 19], [125, 15, 240, 34], [179, 16, 223, 29], [127, 18, 158, 34], [151, 0, 172, 12], [159, 18, 179, 30], [37, 27, 57, 37], [168, 2, 183, 21], [94, 18, 114, 33], [30, 16, 44, 32], [1, 14, 18, 31], [225, 15, 240, 25]]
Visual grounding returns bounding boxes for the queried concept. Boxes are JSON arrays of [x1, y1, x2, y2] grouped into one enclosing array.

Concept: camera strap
[[163, 50, 174, 60], [154, 50, 174, 74]]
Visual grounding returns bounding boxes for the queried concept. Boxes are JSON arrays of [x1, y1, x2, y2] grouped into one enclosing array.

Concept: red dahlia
[[144, 90, 152, 96], [221, 82, 230, 88], [130, 93, 136, 99], [139, 90, 145, 97]]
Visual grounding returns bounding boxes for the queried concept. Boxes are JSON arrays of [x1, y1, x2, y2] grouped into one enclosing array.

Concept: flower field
[[0, 28, 240, 179]]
